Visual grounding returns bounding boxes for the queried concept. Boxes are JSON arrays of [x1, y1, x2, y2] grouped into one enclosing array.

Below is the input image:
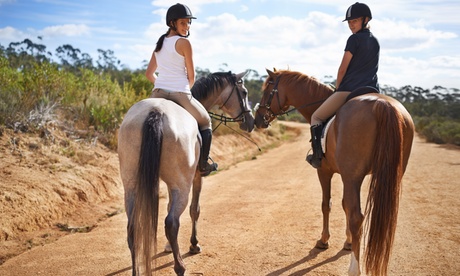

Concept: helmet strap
[[361, 17, 369, 30]]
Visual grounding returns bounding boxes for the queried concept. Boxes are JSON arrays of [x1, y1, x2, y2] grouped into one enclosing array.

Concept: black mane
[[191, 71, 236, 101]]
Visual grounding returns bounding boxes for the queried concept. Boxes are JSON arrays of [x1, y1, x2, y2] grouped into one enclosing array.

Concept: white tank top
[[154, 36, 192, 93]]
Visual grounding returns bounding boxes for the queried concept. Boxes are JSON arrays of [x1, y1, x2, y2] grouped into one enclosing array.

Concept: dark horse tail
[[129, 109, 163, 275], [365, 99, 404, 276]]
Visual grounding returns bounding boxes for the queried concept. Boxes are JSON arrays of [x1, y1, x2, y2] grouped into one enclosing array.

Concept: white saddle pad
[[321, 115, 335, 154]]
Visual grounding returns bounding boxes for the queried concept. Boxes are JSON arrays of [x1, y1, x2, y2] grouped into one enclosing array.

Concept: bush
[[415, 116, 460, 146]]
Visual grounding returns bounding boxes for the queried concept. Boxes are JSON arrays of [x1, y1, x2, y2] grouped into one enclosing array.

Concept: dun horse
[[255, 69, 414, 276], [118, 71, 254, 275]]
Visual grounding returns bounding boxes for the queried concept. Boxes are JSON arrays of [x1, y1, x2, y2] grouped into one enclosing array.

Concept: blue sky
[[1, 0, 459, 89]]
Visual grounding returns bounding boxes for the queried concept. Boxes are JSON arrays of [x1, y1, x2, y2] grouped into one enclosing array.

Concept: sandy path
[[1, 123, 459, 275]]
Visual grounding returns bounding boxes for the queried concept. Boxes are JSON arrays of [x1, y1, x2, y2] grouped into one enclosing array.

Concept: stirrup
[[306, 150, 322, 169], [200, 158, 218, 176]]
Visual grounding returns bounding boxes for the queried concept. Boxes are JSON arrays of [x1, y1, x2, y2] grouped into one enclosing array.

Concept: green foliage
[[0, 56, 23, 125], [413, 116, 460, 146], [1, 38, 459, 148], [396, 88, 460, 146], [0, 52, 144, 148]]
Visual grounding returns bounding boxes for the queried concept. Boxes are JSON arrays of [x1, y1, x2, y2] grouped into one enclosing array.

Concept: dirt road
[[1, 123, 459, 275]]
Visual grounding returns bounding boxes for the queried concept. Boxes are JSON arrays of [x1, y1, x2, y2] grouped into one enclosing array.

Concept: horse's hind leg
[[165, 188, 189, 276], [342, 197, 352, 250], [342, 177, 365, 276], [315, 170, 333, 249], [189, 171, 202, 254], [124, 191, 139, 275]]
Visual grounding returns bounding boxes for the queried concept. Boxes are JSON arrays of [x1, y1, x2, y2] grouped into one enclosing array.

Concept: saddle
[[345, 86, 380, 102], [321, 86, 380, 153]]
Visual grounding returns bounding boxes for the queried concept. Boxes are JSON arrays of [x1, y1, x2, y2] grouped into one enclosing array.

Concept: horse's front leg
[[315, 169, 333, 249], [165, 189, 189, 276], [189, 171, 202, 254]]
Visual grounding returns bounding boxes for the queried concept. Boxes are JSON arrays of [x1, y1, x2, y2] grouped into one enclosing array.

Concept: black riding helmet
[[166, 3, 196, 26], [343, 2, 372, 22], [343, 2, 372, 31]]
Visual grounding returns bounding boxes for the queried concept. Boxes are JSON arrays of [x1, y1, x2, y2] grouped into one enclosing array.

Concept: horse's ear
[[273, 67, 278, 72], [266, 68, 276, 78], [236, 71, 248, 80]]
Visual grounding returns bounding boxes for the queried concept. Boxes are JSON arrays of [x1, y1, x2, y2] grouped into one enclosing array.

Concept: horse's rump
[[333, 93, 413, 275], [118, 98, 200, 274]]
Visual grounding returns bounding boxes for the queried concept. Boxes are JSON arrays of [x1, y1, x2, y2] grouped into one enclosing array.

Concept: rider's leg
[[197, 128, 217, 176], [169, 92, 218, 176], [307, 91, 350, 168]]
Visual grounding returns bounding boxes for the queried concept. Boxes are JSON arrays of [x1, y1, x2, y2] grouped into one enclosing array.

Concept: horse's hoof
[[315, 240, 329, 249], [189, 244, 202, 254], [343, 241, 352, 251]]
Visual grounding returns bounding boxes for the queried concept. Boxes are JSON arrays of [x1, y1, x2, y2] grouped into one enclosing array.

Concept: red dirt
[[1, 122, 459, 275]]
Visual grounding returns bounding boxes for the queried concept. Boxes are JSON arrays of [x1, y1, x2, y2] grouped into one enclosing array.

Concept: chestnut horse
[[254, 69, 414, 276], [118, 71, 254, 276]]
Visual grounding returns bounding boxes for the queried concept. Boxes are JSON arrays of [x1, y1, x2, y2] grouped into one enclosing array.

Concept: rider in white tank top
[[154, 36, 191, 94], [144, 3, 217, 176]]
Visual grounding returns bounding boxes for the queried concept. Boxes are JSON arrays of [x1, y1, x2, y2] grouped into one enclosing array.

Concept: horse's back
[[118, 98, 200, 189]]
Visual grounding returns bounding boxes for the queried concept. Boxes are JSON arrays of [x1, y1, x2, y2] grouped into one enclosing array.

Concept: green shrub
[[415, 116, 460, 146]]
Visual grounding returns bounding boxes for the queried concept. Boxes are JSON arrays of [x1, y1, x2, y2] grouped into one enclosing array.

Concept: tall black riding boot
[[306, 124, 324, 168], [199, 129, 218, 176]]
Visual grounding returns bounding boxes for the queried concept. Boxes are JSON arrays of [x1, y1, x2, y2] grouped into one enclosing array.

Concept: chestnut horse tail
[[364, 99, 404, 276], [130, 110, 163, 274]]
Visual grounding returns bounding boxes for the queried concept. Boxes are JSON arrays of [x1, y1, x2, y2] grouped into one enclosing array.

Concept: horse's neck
[[289, 80, 332, 123], [199, 97, 213, 111], [199, 92, 220, 111], [202, 85, 232, 111]]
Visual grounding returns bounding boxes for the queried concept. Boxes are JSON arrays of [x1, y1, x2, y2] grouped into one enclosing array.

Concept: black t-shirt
[[338, 28, 380, 92]]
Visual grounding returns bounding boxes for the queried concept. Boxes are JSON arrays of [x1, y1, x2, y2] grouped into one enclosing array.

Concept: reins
[[209, 80, 251, 123], [209, 78, 261, 151], [282, 99, 327, 116], [212, 121, 261, 151]]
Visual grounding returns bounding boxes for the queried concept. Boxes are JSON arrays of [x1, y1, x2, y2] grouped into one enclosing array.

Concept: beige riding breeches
[[150, 88, 212, 131], [311, 91, 351, 126]]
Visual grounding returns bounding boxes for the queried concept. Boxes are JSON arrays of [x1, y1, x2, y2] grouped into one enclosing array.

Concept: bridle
[[208, 78, 251, 124], [254, 76, 286, 126], [254, 75, 327, 126], [209, 76, 260, 150]]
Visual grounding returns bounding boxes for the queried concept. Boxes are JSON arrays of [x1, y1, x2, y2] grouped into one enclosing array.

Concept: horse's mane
[[263, 69, 333, 96], [192, 72, 236, 101]]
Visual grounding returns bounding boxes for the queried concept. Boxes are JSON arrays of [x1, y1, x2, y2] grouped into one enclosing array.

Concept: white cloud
[[373, 19, 457, 52], [42, 24, 90, 37], [0, 26, 24, 41], [2, 0, 459, 88]]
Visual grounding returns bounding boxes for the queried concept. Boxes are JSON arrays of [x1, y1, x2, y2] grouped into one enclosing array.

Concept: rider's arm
[[335, 50, 353, 89], [176, 38, 195, 88], [145, 52, 158, 84]]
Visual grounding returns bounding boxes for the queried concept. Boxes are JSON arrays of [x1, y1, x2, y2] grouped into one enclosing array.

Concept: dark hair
[[154, 29, 171, 52]]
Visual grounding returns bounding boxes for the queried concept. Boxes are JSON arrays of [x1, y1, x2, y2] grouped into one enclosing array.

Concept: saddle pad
[[321, 115, 336, 154]]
